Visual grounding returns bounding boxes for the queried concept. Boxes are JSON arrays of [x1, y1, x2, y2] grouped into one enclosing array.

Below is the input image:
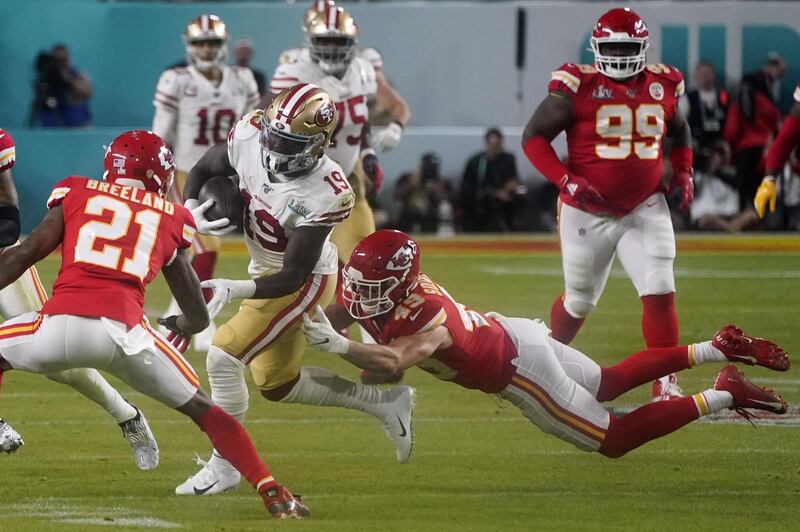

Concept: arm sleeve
[[152, 105, 177, 148], [153, 70, 180, 112]]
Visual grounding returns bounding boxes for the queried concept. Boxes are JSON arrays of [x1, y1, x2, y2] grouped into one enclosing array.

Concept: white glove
[[302, 305, 350, 354], [200, 278, 257, 320], [185, 198, 236, 236], [372, 122, 403, 153]]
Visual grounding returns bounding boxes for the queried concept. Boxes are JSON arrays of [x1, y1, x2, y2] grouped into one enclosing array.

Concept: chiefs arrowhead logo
[[386, 242, 417, 271]]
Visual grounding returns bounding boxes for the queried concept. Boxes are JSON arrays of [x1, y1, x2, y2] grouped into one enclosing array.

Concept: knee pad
[[206, 346, 249, 422], [563, 297, 595, 319]]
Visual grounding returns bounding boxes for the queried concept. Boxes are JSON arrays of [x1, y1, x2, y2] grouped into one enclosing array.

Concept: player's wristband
[[522, 135, 568, 185], [0, 205, 20, 247], [669, 146, 694, 176]]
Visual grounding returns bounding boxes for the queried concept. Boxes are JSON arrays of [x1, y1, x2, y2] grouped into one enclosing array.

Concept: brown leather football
[[198, 176, 245, 229]]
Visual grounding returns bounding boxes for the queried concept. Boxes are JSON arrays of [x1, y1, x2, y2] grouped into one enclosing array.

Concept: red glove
[[668, 146, 694, 211], [362, 151, 383, 194], [560, 174, 604, 207]]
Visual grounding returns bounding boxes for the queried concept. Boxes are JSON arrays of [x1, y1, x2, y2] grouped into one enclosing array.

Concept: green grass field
[[2, 236, 799, 531]]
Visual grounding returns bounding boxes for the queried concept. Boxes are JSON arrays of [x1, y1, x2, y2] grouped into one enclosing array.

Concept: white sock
[[280, 366, 388, 418], [206, 346, 249, 474], [46, 368, 137, 423], [692, 389, 733, 416], [689, 341, 727, 366]]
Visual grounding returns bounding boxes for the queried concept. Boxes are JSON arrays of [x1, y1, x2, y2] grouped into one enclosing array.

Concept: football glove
[[361, 151, 384, 194], [560, 174, 604, 207], [372, 121, 404, 153], [156, 315, 191, 353], [667, 170, 694, 211], [754, 176, 777, 219], [302, 305, 350, 355], [200, 278, 257, 320], [185, 198, 236, 236]]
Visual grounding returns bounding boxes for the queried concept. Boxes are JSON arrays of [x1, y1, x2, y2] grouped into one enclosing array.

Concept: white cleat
[[175, 454, 241, 495], [377, 385, 415, 464], [0, 418, 24, 453], [119, 406, 159, 470], [192, 320, 217, 352], [651, 373, 684, 403]]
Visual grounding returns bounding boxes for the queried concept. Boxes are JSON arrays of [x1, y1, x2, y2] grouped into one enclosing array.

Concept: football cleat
[[376, 385, 415, 464], [262, 485, 310, 519], [119, 406, 159, 470], [712, 325, 790, 371], [651, 373, 683, 403], [0, 418, 24, 453], [714, 365, 788, 419], [175, 454, 241, 495]]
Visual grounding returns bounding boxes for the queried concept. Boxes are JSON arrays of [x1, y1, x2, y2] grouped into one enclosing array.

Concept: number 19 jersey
[[42, 176, 196, 327], [227, 111, 355, 278], [549, 63, 685, 216]]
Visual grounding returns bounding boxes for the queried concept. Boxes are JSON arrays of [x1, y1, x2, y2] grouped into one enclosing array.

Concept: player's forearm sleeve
[[523, 135, 568, 185], [151, 106, 177, 148], [0, 205, 20, 247], [669, 146, 694, 174], [765, 114, 800, 174]]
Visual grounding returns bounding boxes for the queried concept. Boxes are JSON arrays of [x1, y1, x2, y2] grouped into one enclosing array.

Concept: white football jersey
[[278, 47, 383, 71], [153, 65, 260, 172], [270, 54, 377, 175], [227, 111, 355, 277]]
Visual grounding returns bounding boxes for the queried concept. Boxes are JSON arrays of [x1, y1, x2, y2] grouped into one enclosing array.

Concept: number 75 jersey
[[549, 63, 685, 215], [227, 111, 356, 278]]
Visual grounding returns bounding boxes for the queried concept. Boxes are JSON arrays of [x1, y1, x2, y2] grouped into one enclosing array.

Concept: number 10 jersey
[[548, 63, 685, 216], [227, 111, 356, 278]]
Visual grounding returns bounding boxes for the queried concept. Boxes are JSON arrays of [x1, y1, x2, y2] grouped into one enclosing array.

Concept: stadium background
[[2, 0, 799, 230]]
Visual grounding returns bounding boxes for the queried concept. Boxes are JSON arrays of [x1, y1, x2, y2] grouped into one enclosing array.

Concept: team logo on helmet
[[314, 102, 335, 127], [158, 145, 173, 170], [649, 82, 664, 101], [386, 242, 417, 271]]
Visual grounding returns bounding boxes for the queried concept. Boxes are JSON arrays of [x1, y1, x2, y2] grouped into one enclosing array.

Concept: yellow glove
[[753, 177, 777, 219]]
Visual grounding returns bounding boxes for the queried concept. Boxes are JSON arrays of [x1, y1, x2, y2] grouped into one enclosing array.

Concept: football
[[198, 176, 245, 229]]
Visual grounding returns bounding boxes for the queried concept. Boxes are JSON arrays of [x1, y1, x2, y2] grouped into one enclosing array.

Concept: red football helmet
[[103, 130, 175, 197], [342, 230, 421, 319], [590, 8, 649, 80]]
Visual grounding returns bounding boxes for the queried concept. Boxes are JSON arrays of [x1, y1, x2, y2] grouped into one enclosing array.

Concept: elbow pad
[[0, 205, 20, 247]]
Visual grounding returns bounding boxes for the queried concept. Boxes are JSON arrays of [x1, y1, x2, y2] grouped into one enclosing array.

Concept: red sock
[[550, 294, 585, 345], [193, 252, 218, 303], [196, 405, 276, 494], [641, 293, 678, 347], [598, 397, 699, 458], [596, 346, 690, 402]]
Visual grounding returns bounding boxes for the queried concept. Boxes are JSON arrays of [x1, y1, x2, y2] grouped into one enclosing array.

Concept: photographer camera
[[30, 44, 92, 128]]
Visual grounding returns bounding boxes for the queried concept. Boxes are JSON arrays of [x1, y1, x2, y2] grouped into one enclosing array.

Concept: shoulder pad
[[645, 64, 684, 96], [549, 63, 594, 95]]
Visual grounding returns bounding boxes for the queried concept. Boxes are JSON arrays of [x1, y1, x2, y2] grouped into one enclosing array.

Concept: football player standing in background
[[753, 81, 800, 219], [172, 84, 414, 496], [522, 8, 694, 401], [0, 128, 158, 467], [152, 14, 260, 350]]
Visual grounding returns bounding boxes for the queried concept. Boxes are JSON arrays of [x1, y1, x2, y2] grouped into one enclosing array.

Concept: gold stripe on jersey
[[47, 187, 71, 207], [675, 79, 686, 97], [551, 70, 580, 93]]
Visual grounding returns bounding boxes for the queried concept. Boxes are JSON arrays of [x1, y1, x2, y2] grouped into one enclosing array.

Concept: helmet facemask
[[590, 38, 648, 80], [186, 38, 227, 72], [309, 35, 356, 77], [259, 123, 324, 178], [342, 266, 407, 319]]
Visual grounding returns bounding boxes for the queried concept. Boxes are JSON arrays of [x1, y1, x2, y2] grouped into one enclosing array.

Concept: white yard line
[[476, 265, 800, 279]]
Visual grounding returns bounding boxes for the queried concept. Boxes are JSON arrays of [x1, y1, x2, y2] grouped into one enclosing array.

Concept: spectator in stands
[[681, 61, 729, 152], [690, 140, 758, 232], [30, 44, 92, 128], [394, 152, 454, 234], [724, 54, 785, 211], [461, 128, 520, 232], [234, 38, 265, 96]]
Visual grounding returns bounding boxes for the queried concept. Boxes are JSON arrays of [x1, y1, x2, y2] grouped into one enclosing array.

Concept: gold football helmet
[[260, 83, 337, 177], [184, 14, 228, 72], [306, 6, 358, 76], [303, 0, 335, 32]]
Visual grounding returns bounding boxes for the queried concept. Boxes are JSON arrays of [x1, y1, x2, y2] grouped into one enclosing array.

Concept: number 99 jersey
[[549, 63, 685, 216], [227, 111, 355, 278], [41, 176, 196, 327]]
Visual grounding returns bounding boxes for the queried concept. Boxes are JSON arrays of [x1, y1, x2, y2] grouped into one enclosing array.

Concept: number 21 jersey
[[42, 176, 196, 327], [549, 63, 685, 215]]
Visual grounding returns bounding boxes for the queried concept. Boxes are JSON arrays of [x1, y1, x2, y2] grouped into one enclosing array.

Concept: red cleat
[[714, 365, 788, 418], [712, 325, 790, 371], [262, 485, 310, 519]]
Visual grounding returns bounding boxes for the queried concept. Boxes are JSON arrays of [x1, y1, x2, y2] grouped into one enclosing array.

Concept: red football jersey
[[0, 128, 16, 173], [42, 176, 196, 327], [549, 63, 685, 216], [358, 274, 517, 393]]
